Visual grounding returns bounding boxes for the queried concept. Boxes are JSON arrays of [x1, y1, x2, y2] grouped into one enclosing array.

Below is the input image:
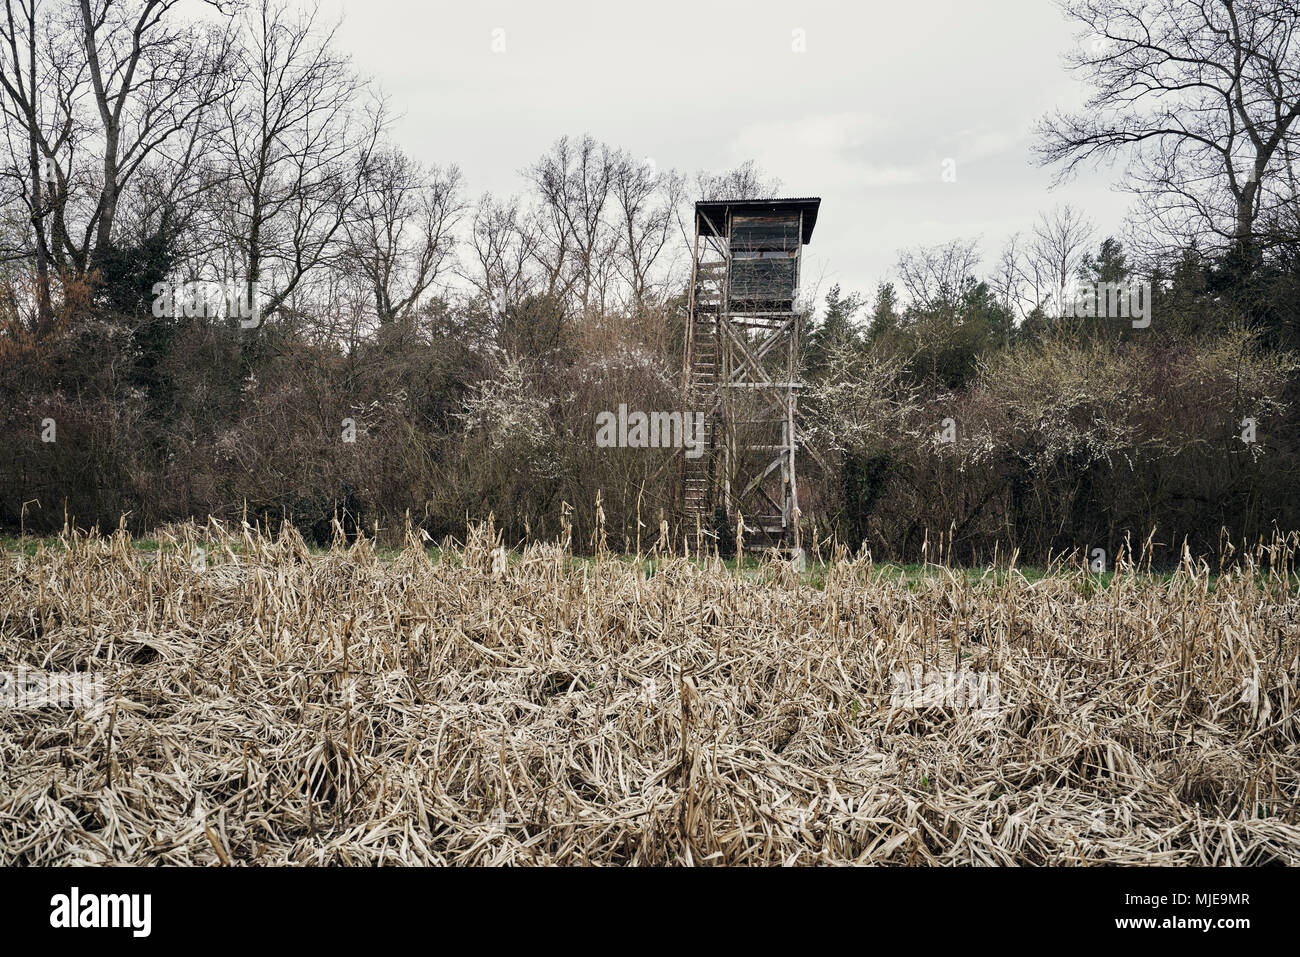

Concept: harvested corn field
[[1, 520, 1298, 866]]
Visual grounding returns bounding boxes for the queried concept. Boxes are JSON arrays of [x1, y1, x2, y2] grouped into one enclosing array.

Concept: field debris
[[1, 520, 1298, 865]]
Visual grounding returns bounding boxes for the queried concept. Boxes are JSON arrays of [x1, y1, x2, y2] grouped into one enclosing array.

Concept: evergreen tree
[[805, 283, 864, 378], [865, 282, 900, 344]]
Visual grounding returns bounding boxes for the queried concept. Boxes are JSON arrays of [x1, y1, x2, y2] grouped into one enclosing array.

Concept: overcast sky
[[309, 0, 1134, 307]]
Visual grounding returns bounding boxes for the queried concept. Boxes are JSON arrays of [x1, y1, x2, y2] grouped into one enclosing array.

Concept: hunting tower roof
[[694, 197, 821, 244]]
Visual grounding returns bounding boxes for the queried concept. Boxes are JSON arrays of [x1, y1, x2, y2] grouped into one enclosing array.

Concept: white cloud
[[302, 0, 1137, 304]]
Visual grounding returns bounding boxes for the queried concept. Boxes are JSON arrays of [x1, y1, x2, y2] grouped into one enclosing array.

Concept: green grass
[[7, 532, 1295, 593], [0, 534, 170, 557]]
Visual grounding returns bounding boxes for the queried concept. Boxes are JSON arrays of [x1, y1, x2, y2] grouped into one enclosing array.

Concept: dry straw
[[0, 518, 1297, 865]]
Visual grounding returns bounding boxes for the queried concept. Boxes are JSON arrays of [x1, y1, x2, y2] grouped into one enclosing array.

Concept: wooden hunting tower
[[679, 197, 821, 552]]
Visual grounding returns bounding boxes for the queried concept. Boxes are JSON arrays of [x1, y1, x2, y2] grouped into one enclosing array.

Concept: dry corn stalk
[[0, 521, 1297, 865]]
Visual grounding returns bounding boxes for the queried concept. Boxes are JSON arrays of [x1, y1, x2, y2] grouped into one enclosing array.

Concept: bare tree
[[0, 0, 233, 326], [695, 160, 783, 201], [343, 147, 463, 325], [989, 232, 1030, 321], [608, 151, 682, 311], [77, 0, 232, 265], [892, 238, 985, 383], [896, 237, 982, 315], [0, 0, 66, 328], [526, 135, 616, 315], [1036, 0, 1300, 263], [460, 192, 538, 326], [1028, 204, 1095, 313], [675, 160, 785, 249], [217, 0, 379, 329]]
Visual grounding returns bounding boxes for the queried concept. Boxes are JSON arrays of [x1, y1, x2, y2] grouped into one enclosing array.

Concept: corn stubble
[[1, 519, 1297, 865]]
